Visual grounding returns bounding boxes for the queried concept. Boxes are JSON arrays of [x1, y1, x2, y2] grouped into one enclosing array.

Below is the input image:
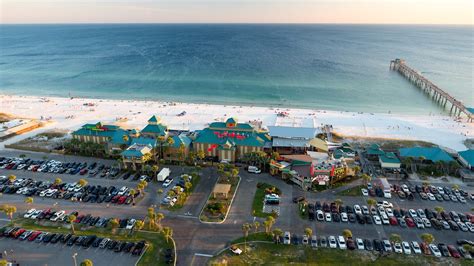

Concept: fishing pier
[[390, 59, 473, 122]]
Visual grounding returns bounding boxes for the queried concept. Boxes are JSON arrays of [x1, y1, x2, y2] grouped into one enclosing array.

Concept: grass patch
[[7, 218, 173, 266], [230, 232, 273, 245], [251, 183, 281, 218], [200, 175, 240, 223], [210, 242, 462, 266], [337, 185, 365, 196]]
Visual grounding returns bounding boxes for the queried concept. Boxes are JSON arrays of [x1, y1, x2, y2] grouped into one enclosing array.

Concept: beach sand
[[0, 94, 472, 151]]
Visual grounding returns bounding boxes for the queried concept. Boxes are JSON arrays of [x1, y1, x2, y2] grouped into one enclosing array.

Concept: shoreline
[[0, 94, 472, 151]]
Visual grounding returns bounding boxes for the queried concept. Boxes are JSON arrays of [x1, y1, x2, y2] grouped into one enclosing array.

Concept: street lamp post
[[72, 252, 78, 266]]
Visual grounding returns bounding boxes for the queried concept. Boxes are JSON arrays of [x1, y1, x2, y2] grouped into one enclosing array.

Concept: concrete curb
[[199, 176, 242, 224]]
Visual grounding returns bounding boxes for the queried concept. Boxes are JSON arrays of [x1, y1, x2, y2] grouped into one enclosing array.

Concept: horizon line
[[1, 22, 473, 26]]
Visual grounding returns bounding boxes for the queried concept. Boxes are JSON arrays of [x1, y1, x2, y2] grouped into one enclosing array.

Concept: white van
[[248, 166, 261, 174]]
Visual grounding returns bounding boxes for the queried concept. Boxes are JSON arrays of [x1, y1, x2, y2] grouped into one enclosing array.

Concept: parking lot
[[0, 236, 140, 266]]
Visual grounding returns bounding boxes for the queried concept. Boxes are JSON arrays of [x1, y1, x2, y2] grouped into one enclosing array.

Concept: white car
[[163, 178, 173, 188], [325, 212, 332, 222], [284, 232, 291, 245], [465, 222, 474, 232], [383, 240, 392, 252], [50, 210, 66, 222], [39, 189, 50, 197], [328, 236, 337, 248], [402, 241, 412, 254], [356, 238, 365, 250], [118, 186, 128, 196], [385, 208, 394, 217], [437, 187, 444, 194], [126, 219, 136, 230], [393, 242, 403, 254], [24, 208, 36, 218], [427, 193, 436, 201], [354, 205, 362, 215], [316, 210, 324, 221], [341, 212, 348, 222], [337, 236, 346, 250], [381, 214, 390, 225], [429, 244, 442, 257], [45, 189, 57, 197], [30, 210, 43, 219], [422, 218, 431, 228], [362, 206, 369, 215], [377, 206, 386, 216], [379, 201, 393, 208], [401, 184, 409, 193], [458, 222, 469, 232], [417, 209, 426, 218], [361, 188, 368, 196], [373, 215, 382, 225], [411, 241, 422, 254], [408, 209, 417, 218]]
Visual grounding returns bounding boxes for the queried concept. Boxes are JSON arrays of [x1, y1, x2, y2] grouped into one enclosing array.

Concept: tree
[[361, 174, 371, 185], [1, 205, 17, 224], [253, 221, 260, 233], [129, 189, 136, 205], [54, 177, 62, 185], [197, 150, 206, 162], [242, 223, 252, 252], [0, 259, 7, 266], [68, 214, 77, 234], [452, 184, 460, 191], [146, 208, 156, 230], [367, 198, 377, 207], [420, 233, 434, 244], [156, 212, 165, 230], [305, 227, 313, 237], [184, 181, 192, 193], [80, 259, 93, 266], [132, 220, 144, 235], [163, 226, 173, 243], [151, 165, 159, 178], [463, 244, 473, 253], [342, 229, 352, 239], [231, 168, 239, 179], [390, 234, 402, 243], [78, 179, 88, 187], [334, 199, 343, 208], [24, 197, 34, 204], [263, 216, 275, 234], [422, 181, 430, 187], [272, 228, 283, 243], [110, 218, 119, 234], [8, 175, 16, 183], [434, 206, 444, 213]]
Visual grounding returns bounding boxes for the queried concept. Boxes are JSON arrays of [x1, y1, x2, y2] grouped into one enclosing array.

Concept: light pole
[[72, 252, 78, 266]]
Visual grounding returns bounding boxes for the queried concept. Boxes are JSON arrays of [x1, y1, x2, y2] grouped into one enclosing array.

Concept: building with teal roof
[[399, 147, 454, 163], [365, 143, 385, 161], [458, 149, 474, 170], [163, 134, 193, 161], [121, 143, 153, 170], [141, 115, 168, 139], [379, 152, 401, 169], [194, 117, 270, 162]]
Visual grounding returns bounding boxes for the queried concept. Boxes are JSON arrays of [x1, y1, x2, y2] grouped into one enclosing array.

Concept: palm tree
[[134, 220, 144, 235], [342, 229, 352, 239], [68, 214, 77, 234], [197, 150, 206, 163], [452, 184, 460, 191], [78, 179, 88, 187], [334, 199, 343, 209], [420, 233, 434, 244], [109, 218, 119, 234], [361, 174, 371, 185], [151, 165, 159, 179], [242, 223, 252, 252], [253, 221, 260, 233], [146, 208, 156, 230], [80, 259, 93, 266], [163, 226, 173, 243], [305, 227, 313, 238], [129, 189, 136, 205], [184, 181, 192, 193], [367, 198, 377, 207], [434, 206, 444, 213], [1, 205, 16, 225], [390, 234, 402, 244], [8, 175, 16, 184], [272, 228, 283, 243], [54, 177, 62, 186], [231, 168, 239, 179], [156, 212, 165, 231], [24, 197, 34, 205], [263, 216, 275, 234]]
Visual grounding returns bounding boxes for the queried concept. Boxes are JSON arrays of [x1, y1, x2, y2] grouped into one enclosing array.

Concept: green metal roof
[[379, 152, 401, 164], [110, 129, 132, 145], [141, 123, 167, 136], [72, 123, 121, 138], [131, 137, 157, 148], [459, 149, 474, 165], [194, 127, 267, 147], [399, 147, 454, 162], [148, 115, 158, 123]]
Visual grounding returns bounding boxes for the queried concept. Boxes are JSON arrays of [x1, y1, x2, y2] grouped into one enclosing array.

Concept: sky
[[1, 0, 473, 24]]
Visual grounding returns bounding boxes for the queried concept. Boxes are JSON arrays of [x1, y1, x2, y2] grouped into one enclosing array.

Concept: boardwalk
[[390, 59, 473, 122]]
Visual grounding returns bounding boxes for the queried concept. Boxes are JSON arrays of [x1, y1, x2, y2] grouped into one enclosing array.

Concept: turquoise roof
[[459, 149, 474, 165], [399, 147, 454, 162], [367, 147, 385, 156], [170, 134, 192, 148], [194, 127, 267, 147], [131, 137, 157, 148], [72, 123, 121, 138], [121, 149, 146, 158], [141, 123, 167, 136], [110, 129, 132, 145], [379, 152, 401, 164], [148, 115, 158, 123], [208, 121, 254, 130]]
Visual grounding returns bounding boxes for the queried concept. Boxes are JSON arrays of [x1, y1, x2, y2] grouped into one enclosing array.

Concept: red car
[[389, 217, 398, 226], [117, 196, 127, 204], [447, 245, 461, 258], [80, 169, 88, 175], [28, 231, 42, 241], [111, 195, 120, 203], [405, 217, 415, 228], [12, 229, 25, 238], [74, 215, 84, 223]]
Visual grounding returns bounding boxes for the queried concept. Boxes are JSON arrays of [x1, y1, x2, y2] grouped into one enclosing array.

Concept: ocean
[[0, 24, 472, 114]]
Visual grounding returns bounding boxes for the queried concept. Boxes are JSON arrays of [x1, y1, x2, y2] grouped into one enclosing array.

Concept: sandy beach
[[0, 94, 472, 151]]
